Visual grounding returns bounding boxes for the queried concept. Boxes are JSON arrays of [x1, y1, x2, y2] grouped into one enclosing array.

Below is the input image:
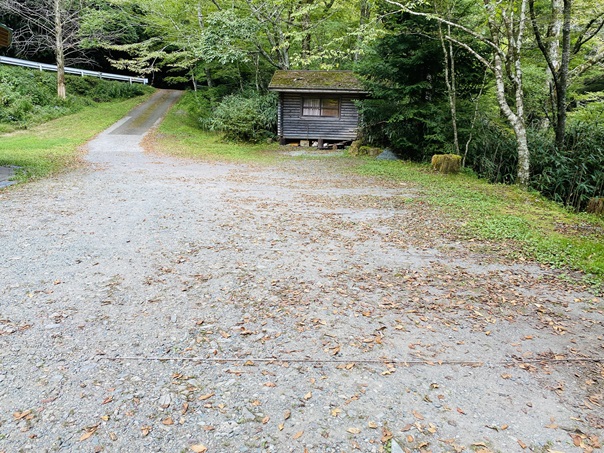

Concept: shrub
[[208, 90, 277, 142], [531, 121, 604, 211], [179, 86, 230, 130]]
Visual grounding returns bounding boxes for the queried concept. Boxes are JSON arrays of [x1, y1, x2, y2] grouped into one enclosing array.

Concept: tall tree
[[0, 0, 89, 99], [529, 0, 604, 149], [386, 0, 533, 186]]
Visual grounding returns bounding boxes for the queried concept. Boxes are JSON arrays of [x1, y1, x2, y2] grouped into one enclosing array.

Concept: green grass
[[0, 93, 153, 181], [356, 160, 604, 286], [152, 95, 279, 163]]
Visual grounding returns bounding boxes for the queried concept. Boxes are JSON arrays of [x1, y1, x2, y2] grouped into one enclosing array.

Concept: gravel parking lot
[[0, 90, 602, 453]]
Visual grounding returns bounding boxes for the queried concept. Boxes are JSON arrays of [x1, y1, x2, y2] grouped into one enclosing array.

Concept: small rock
[[159, 394, 171, 408], [391, 439, 404, 453]]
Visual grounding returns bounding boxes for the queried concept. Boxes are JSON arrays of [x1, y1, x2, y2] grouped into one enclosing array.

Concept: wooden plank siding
[[279, 93, 361, 141]]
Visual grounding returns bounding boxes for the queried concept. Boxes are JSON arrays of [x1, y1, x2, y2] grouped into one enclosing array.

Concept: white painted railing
[[0, 56, 148, 85]]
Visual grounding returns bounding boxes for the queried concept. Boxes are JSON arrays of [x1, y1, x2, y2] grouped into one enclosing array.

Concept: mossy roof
[[269, 70, 366, 93]]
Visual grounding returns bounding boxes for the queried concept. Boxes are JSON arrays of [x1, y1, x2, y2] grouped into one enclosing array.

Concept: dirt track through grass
[[0, 90, 602, 452]]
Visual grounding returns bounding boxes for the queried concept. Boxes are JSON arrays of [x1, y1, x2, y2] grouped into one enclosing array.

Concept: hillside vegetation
[[0, 65, 152, 133]]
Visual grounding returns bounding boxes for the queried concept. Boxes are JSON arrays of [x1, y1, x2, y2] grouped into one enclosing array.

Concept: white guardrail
[[0, 56, 148, 85]]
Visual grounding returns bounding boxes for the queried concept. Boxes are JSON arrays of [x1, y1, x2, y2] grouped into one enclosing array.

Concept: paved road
[[0, 90, 602, 452]]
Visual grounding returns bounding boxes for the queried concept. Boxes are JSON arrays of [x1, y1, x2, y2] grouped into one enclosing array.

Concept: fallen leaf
[[262, 416, 270, 424], [517, 439, 527, 449], [331, 408, 342, 417], [501, 374, 512, 379], [79, 425, 99, 441], [162, 417, 174, 425], [284, 410, 291, 420], [406, 434, 415, 443], [101, 396, 113, 405], [264, 382, 276, 387], [347, 427, 361, 434], [412, 410, 424, 420], [381, 428, 393, 443], [572, 434, 582, 447], [198, 392, 215, 401], [293, 431, 304, 439], [368, 421, 378, 429], [304, 392, 312, 400], [182, 402, 189, 415], [278, 423, 284, 431], [141, 426, 152, 437], [13, 410, 32, 420], [190, 445, 208, 453], [456, 407, 466, 415]]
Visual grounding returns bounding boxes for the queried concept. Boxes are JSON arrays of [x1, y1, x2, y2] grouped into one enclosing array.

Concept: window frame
[[301, 97, 341, 118]]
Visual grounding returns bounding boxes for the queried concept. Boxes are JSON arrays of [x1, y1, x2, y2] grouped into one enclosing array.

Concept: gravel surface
[[1, 90, 603, 453]]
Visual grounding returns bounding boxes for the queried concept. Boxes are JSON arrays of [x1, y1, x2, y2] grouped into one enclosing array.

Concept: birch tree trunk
[[54, 0, 66, 100]]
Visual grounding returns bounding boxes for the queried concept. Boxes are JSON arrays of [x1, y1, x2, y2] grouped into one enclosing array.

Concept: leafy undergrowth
[[150, 95, 279, 163], [0, 94, 153, 181], [356, 160, 604, 287], [0, 65, 153, 132]]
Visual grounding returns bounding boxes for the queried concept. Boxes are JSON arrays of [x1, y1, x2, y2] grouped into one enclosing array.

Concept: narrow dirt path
[[0, 90, 602, 452]]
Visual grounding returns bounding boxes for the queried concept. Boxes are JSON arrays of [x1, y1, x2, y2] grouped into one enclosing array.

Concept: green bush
[[465, 114, 604, 212], [179, 86, 230, 130], [531, 122, 604, 211], [464, 116, 519, 184], [208, 90, 277, 142]]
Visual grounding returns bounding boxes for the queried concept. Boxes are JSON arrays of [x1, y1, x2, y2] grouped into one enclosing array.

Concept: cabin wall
[[280, 93, 361, 141]]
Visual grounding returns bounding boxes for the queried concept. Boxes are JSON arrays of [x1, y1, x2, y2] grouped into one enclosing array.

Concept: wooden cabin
[[268, 70, 366, 146]]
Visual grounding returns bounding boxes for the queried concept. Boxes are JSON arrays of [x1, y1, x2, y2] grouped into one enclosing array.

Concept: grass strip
[[0, 93, 153, 182], [150, 94, 279, 163], [355, 160, 604, 286]]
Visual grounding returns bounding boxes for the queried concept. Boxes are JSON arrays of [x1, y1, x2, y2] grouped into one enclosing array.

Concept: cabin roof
[[268, 70, 366, 94]]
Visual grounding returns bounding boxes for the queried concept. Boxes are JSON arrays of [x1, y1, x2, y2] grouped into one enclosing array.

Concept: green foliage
[[173, 86, 228, 129], [208, 90, 277, 143], [0, 65, 152, 129], [153, 91, 278, 162], [356, 9, 484, 160], [464, 115, 519, 184], [531, 121, 604, 211]]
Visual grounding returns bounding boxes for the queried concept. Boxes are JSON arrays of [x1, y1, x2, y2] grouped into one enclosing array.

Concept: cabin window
[[302, 98, 340, 117]]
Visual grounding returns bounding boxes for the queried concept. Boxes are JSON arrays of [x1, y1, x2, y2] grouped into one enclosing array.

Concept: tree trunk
[[555, 0, 571, 150], [438, 21, 460, 155], [205, 67, 213, 88], [355, 0, 371, 62], [492, 51, 530, 186], [54, 0, 66, 100]]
